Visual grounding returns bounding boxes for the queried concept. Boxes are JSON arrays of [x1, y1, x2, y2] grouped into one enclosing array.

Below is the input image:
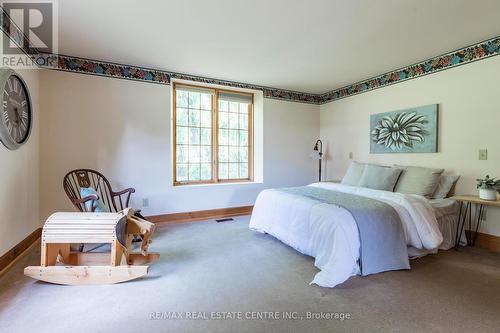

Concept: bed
[[249, 164, 462, 288]]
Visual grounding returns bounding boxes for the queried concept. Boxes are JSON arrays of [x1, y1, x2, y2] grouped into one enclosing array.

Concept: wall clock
[[0, 68, 32, 150]]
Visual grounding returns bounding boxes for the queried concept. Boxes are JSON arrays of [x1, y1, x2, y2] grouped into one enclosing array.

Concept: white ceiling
[[57, 0, 500, 94]]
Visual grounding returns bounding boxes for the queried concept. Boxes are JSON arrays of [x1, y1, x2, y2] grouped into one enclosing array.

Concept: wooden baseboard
[[147, 205, 253, 225], [0, 228, 42, 277], [468, 231, 500, 253]]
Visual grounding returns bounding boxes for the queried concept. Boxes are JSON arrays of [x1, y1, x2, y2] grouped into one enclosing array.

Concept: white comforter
[[249, 183, 443, 287]]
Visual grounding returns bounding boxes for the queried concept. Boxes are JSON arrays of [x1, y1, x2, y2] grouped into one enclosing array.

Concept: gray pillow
[[431, 175, 460, 199], [394, 165, 444, 197], [341, 162, 366, 186], [358, 164, 403, 191]]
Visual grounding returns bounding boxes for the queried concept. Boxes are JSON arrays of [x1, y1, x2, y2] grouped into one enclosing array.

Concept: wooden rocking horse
[[24, 208, 159, 285]]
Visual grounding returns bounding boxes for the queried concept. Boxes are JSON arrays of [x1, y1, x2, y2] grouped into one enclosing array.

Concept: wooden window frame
[[173, 82, 254, 186]]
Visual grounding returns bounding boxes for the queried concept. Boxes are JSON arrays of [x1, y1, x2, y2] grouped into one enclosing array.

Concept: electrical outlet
[[142, 198, 149, 208], [479, 149, 488, 160], [349, 152, 353, 160]]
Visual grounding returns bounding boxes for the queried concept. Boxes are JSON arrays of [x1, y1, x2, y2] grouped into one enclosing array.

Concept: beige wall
[[320, 55, 500, 236], [0, 69, 40, 256], [39, 70, 319, 219], [11, 49, 497, 255]]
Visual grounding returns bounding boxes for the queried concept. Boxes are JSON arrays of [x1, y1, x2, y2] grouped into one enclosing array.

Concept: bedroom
[[0, 0, 499, 332]]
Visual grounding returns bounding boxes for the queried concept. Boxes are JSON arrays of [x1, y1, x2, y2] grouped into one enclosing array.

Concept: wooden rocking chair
[[63, 169, 136, 213], [63, 169, 142, 252]]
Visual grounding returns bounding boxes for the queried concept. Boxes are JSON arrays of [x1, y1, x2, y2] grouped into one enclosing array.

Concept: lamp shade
[[310, 150, 322, 160]]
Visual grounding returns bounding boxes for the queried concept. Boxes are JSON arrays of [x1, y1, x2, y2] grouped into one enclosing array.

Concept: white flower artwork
[[370, 105, 438, 153]]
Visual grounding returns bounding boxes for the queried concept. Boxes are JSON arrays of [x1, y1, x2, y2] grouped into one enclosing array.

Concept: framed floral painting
[[370, 104, 438, 153]]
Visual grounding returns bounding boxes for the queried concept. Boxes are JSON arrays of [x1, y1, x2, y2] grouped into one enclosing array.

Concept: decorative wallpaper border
[[36, 53, 322, 104], [320, 35, 500, 103], [2, 7, 500, 105], [36, 53, 171, 84]]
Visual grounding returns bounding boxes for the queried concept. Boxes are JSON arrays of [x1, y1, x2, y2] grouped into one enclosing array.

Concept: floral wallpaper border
[[40, 53, 322, 104], [321, 35, 500, 103], [2, 7, 500, 105]]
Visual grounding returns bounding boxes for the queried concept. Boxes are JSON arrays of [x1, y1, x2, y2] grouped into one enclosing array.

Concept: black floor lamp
[[311, 139, 323, 182]]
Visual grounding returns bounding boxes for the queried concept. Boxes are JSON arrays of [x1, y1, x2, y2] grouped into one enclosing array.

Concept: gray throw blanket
[[279, 186, 410, 276]]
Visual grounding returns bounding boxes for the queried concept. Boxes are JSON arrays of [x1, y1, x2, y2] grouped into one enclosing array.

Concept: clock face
[[2, 74, 31, 145]]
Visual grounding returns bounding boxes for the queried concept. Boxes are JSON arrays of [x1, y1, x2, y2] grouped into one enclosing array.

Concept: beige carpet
[[1, 216, 500, 333]]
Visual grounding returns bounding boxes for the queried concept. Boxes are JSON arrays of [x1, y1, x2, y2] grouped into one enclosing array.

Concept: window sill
[[172, 181, 262, 188]]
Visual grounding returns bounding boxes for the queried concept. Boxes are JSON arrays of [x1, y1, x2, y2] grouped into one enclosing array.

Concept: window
[[173, 83, 253, 185]]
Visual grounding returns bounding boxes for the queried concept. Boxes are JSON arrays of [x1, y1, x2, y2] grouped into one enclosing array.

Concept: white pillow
[[432, 175, 460, 199], [341, 162, 366, 186]]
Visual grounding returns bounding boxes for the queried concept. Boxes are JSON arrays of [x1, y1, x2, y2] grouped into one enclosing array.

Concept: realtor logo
[[1, 1, 57, 68]]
